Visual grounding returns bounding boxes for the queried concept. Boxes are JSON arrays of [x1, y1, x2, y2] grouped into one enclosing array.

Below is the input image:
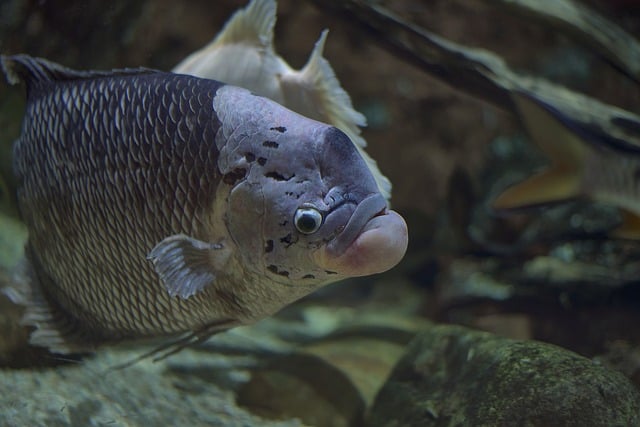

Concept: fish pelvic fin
[[148, 234, 232, 300], [280, 30, 392, 200], [493, 92, 589, 209], [1, 54, 156, 87], [109, 319, 239, 370]]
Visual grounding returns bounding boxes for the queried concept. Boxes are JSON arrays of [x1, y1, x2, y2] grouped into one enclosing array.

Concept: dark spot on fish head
[[263, 140, 279, 149], [267, 264, 290, 277], [279, 233, 298, 248], [257, 157, 267, 166], [245, 152, 256, 162], [265, 239, 274, 253], [222, 168, 247, 185], [270, 126, 287, 133], [265, 171, 294, 181], [302, 274, 315, 279]]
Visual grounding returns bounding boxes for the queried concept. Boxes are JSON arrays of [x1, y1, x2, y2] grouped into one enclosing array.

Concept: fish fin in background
[[280, 30, 392, 200], [173, 0, 392, 200], [148, 234, 232, 299], [1, 54, 154, 85], [172, 0, 276, 78], [492, 92, 587, 209], [610, 209, 640, 239]]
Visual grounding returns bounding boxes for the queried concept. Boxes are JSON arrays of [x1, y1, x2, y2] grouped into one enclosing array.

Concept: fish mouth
[[313, 194, 408, 277]]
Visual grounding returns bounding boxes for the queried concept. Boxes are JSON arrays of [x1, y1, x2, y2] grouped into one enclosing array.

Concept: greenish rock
[[368, 325, 640, 426], [0, 326, 306, 427]]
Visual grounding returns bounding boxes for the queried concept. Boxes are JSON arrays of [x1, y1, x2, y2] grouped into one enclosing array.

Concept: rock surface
[[368, 325, 640, 426]]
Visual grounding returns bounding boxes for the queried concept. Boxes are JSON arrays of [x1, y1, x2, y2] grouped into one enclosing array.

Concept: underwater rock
[[368, 325, 640, 426], [237, 321, 426, 426]]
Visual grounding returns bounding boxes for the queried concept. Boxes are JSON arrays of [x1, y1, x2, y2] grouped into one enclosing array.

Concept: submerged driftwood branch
[[484, 0, 640, 83], [309, 0, 640, 147]]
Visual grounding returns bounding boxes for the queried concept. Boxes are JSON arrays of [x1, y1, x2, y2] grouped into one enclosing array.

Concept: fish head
[[214, 87, 407, 285]]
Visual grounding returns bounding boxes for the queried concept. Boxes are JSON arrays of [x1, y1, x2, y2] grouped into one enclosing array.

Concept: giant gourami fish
[[0, 55, 408, 354]]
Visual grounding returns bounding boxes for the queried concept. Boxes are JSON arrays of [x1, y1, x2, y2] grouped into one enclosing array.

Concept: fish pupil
[[294, 207, 323, 234], [298, 214, 317, 232]]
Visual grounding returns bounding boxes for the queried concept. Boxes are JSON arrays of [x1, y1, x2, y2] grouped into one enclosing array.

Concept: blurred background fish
[[173, 0, 392, 199], [493, 91, 640, 239]]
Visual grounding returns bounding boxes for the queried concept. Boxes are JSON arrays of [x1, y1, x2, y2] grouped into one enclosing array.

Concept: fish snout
[[314, 195, 408, 277]]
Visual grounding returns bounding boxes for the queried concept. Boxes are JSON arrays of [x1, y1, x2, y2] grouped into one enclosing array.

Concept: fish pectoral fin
[[492, 166, 582, 209], [148, 234, 231, 300], [611, 209, 640, 239]]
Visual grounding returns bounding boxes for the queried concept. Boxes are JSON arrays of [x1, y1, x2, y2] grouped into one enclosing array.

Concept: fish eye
[[294, 207, 323, 234]]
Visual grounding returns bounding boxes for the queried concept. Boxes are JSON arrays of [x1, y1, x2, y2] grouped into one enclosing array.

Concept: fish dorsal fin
[[1, 54, 156, 87], [280, 30, 392, 199]]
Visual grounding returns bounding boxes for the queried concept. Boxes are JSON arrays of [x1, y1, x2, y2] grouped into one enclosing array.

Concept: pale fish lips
[[313, 194, 408, 277]]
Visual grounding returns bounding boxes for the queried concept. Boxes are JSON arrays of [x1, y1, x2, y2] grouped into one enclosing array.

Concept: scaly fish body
[[1, 55, 408, 353]]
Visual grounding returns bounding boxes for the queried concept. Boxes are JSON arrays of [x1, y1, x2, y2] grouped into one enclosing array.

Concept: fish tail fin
[[281, 31, 393, 199], [493, 92, 588, 209], [2, 248, 91, 354]]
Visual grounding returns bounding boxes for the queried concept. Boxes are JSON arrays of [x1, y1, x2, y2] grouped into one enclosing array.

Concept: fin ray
[[1, 54, 156, 87], [108, 319, 238, 369]]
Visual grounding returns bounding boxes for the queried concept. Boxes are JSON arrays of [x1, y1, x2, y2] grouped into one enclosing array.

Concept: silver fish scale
[[14, 72, 231, 344]]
